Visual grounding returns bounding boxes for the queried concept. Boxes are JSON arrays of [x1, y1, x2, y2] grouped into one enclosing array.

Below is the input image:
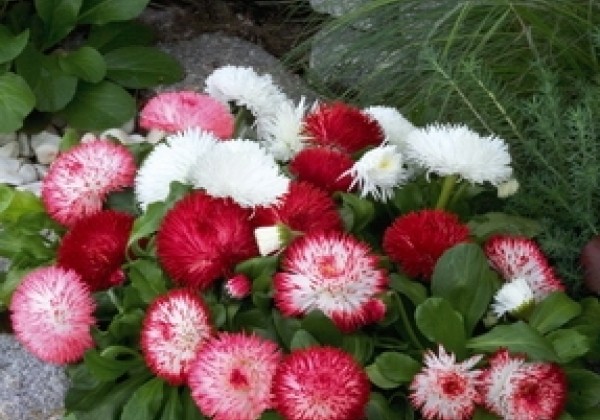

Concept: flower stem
[[396, 294, 424, 351], [435, 174, 458, 210]]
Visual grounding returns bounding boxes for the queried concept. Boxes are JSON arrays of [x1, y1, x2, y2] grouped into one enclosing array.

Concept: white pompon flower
[[190, 139, 290, 207], [491, 277, 535, 317], [205, 65, 289, 123], [364, 106, 416, 153], [135, 128, 217, 210], [405, 123, 513, 185], [496, 178, 519, 198], [257, 98, 308, 161], [346, 145, 409, 201]]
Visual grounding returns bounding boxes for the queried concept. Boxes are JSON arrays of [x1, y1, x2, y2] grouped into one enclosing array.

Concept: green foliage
[[0, 0, 183, 133]]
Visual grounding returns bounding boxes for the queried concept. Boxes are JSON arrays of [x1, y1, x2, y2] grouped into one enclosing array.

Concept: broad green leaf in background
[[341, 333, 374, 364], [431, 243, 497, 334], [34, 0, 82, 49], [366, 364, 400, 390], [159, 387, 183, 420], [529, 292, 582, 334], [467, 212, 541, 241], [366, 392, 408, 420], [78, 0, 150, 25], [289, 329, 319, 350], [58, 46, 106, 83], [565, 368, 600, 413], [467, 321, 559, 362], [337, 192, 375, 234], [370, 351, 421, 384], [83, 347, 143, 382], [0, 26, 29, 64], [272, 309, 301, 350], [0, 71, 35, 132], [546, 329, 590, 363], [389, 273, 427, 306], [86, 21, 155, 52], [301, 310, 343, 347], [120, 377, 165, 420], [103, 46, 183, 88], [127, 259, 168, 304], [415, 297, 467, 356], [0, 185, 45, 223], [472, 408, 501, 419]]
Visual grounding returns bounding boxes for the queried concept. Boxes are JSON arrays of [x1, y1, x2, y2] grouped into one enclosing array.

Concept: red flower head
[[141, 289, 212, 385], [139, 91, 234, 139], [42, 140, 136, 226], [289, 147, 354, 193], [253, 181, 343, 233], [224, 274, 252, 299], [274, 231, 388, 332], [304, 102, 384, 153], [10, 266, 96, 364], [157, 191, 258, 289], [57, 210, 134, 291], [409, 346, 483, 420], [383, 209, 470, 280], [479, 349, 567, 420], [188, 332, 281, 420], [273, 346, 370, 420], [484, 235, 564, 300]]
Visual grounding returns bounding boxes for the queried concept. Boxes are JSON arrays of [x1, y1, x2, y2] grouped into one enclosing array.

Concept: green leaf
[[0, 184, 45, 223], [467, 212, 541, 241], [0, 267, 32, 309], [107, 309, 144, 341], [565, 368, 600, 412], [103, 46, 183, 88], [431, 243, 497, 334], [61, 80, 135, 130], [372, 352, 421, 383], [415, 297, 467, 356], [34, 0, 82, 48], [0, 26, 29, 64], [290, 329, 319, 350], [338, 192, 375, 233], [15, 45, 78, 112], [78, 0, 150, 24], [529, 292, 581, 334], [301, 310, 343, 346], [467, 321, 559, 361], [366, 392, 402, 420], [341, 333, 374, 364], [0, 71, 35, 132], [84, 347, 143, 382], [272, 309, 301, 349], [120, 377, 164, 420], [87, 21, 155, 52], [182, 387, 207, 420], [366, 364, 400, 390], [127, 259, 168, 304], [235, 255, 278, 280], [160, 387, 183, 420], [472, 408, 501, 419], [546, 329, 590, 363], [260, 412, 284, 420], [58, 46, 106, 83], [389, 273, 427, 306]]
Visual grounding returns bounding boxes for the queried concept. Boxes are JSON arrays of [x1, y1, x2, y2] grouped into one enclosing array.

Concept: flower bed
[[1, 66, 599, 419]]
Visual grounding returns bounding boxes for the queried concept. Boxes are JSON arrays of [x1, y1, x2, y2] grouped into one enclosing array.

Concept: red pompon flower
[[383, 209, 470, 280], [42, 140, 136, 226], [141, 289, 212, 385], [289, 147, 354, 193], [479, 349, 567, 420], [253, 181, 343, 233], [10, 266, 96, 364], [484, 235, 564, 300], [273, 346, 370, 420], [188, 332, 281, 420], [304, 102, 384, 153], [57, 210, 134, 291], [409, 346, 483, 420], [139, 91, 234, 138], [224, 274, 252, 299], [274, 231, 388, 332], [157, 191, 258, 289]]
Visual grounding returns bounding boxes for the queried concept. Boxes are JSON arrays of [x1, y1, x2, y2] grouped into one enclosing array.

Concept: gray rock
[[0, 334, 68, 420], [310, 0, 369, 17]]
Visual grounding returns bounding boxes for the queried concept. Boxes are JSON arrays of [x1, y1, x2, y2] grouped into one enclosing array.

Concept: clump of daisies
[[4, 64, 597, 420]]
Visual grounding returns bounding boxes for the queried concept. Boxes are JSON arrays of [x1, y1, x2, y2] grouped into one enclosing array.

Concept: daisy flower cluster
[[2, 65, 597, 420]]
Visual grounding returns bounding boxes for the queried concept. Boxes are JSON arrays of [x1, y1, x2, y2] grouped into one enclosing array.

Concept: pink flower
[[409, 346, 483, 420], [289, 147, 355, 193], [273, 346, 370, 420], [140, 289, 212, 385], [479, 349, 567, 420], [253, 181, 343, 234], [274, 231, 388, 332], [139, 91, 234, 138], [42, 140, 136, 226], [224, 274, 252, 299], [57, 210, 134, 291], [157, 191, 258, 289], [383, 209, 470, 280], [188, 332, 281, 420], [484, 235, 564, 300], [304, 102, 384, 153], [10, 266, 95, 364]]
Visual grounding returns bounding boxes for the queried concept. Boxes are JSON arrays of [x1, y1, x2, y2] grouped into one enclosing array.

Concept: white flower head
[[347, 144, 410, 201], [492, 277, 535, 317], [190, 139, 290, 207], [364, 106, 416, 153], [204, 65, 289, 123], [135, 128, 218, 210], [257, 97, 308, 161], [405, 123, 513, 185], [497, 178, 520, 198]]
